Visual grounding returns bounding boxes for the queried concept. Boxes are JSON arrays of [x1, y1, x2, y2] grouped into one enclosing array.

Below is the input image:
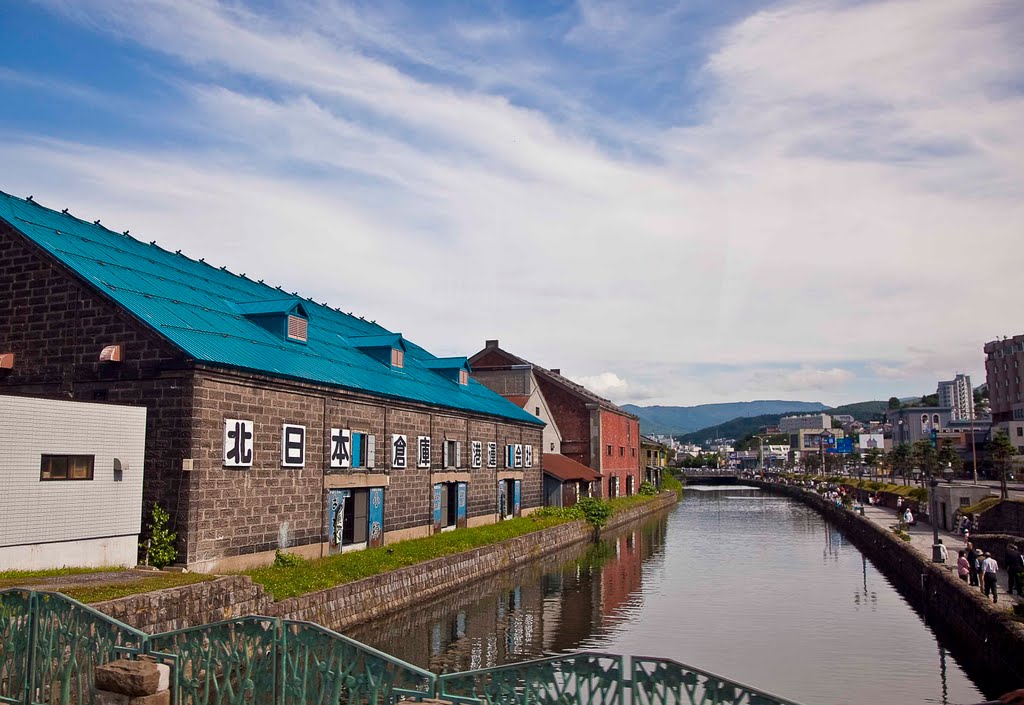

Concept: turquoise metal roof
[[0, 191, 542, 426]]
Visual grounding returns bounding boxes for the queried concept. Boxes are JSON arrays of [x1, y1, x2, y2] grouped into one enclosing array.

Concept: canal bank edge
[[93, 490, 679, 634], [752, 480, 1024, 686]]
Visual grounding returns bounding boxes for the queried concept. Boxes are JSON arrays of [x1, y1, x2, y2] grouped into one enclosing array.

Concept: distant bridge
[[677, 470, 742, 485]]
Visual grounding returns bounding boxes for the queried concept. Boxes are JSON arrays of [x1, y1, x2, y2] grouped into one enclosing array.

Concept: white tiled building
[[0, 395, 147, 570]]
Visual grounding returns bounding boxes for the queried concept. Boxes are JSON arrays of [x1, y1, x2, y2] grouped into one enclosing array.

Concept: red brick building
[[469, 341, 640, 498], [0, 191, 543, 572]]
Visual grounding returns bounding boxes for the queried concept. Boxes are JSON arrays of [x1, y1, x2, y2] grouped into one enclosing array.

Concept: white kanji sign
[[330, 428, 351, 468], [471, 441, 482, 468], [392, 434, 407, 468], [487, 442, 497, 468], [418, 436, 431, 468], [224, 419, 253, 467], [281, 424, 305, 467]]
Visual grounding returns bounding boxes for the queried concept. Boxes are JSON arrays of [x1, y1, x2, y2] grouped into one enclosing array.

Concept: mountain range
[[621, 400, 828, 436], [625, 399, 891, 439]]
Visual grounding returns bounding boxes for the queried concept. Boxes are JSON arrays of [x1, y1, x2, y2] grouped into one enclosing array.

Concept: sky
[[1, 0, 1021, 408]]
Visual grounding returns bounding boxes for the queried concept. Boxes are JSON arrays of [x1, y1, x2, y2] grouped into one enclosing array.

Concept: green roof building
[[0, 190, 543, 571]]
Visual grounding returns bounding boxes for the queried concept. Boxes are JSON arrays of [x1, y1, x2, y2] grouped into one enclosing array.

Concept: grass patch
[[961, 496, 1002, 515], [249, 513, 573, 600], [249, 496, 663, 601], [62, 573, 215, 604], [0, 566, 123, 582]]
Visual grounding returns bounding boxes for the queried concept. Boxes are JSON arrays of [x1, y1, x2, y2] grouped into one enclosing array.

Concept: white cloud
[[4, 0, 1022, 405]]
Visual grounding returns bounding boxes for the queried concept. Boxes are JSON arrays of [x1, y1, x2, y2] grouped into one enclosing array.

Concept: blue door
[[457, 482, 468, 528], [433, 484, 443, 532], [513, 480, 521, 516], [327, 489, 350, 554], [368, 487, 384, 547], [498, 480, 506, 518]]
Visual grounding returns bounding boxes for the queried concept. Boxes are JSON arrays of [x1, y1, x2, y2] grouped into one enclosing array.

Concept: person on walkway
[[903, 507, 914, 526], [1006, 543, 1024, 597], [936, 539, 947, 564], [967, 543, 981, 586], [981, 552, 999, 603], [956, 550, 970, 582]]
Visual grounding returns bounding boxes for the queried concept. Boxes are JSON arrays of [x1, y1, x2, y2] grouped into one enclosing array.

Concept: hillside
[[624, 400, 828, 436], [829, 400, 888, 421], [673, 400, 890, 445], [674, 413, 803, 444]]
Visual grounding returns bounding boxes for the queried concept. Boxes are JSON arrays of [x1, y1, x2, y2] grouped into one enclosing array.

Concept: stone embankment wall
[[95, 491, 678, 634], [94, 576, 272, 634], [752, 481, 1024, 687]]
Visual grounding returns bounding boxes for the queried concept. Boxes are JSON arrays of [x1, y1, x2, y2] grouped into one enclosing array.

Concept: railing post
[[22, 591, 38, 705]]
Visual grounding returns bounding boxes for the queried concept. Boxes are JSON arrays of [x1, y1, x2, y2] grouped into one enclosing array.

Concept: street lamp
[[929, 478, 943, 563]]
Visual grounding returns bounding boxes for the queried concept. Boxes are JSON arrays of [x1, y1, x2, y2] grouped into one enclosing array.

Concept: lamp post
[[930, 477, 943, 562]]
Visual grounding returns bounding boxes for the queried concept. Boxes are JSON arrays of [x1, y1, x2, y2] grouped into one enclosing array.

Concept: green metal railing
[[437, 653, 801, 705], [0, 589, 149, 705], [1, 589, 800, 705]]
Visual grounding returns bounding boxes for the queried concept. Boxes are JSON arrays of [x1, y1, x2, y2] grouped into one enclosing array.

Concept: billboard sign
[[858, 433, 884, 452], [826, 437, 854, 454]]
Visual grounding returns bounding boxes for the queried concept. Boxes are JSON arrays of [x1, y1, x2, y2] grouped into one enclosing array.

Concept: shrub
[[576, 497, 614, 529], [662, 473, 683, 497], [273, 549, 306, 568], [533, 506, 583, 521], [146, 503, 177, 569], [638, 481, 658, 496]]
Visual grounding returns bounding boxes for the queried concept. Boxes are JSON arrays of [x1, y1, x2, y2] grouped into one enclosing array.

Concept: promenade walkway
[[860, 503, 1024, 607]]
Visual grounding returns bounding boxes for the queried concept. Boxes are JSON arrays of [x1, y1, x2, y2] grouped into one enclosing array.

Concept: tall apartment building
[[984, 335, 1024, 449], [937, 374, 974, 421]]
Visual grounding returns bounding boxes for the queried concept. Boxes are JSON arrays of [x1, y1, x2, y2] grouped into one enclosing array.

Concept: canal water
[[346, 487, 989, 705]]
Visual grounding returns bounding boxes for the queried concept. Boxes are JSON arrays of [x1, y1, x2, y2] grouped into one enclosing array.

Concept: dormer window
[[423, 357, 471, 386], [287, 315, 308, 342], [350, 334, 407, 369], [238, 299, 309, 345]]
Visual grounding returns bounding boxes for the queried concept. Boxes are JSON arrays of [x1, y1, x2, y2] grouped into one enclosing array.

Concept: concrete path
[[860, 503, 1024, 607]]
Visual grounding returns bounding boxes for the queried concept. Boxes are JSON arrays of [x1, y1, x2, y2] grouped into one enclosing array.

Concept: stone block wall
[[977, 499, 1024, 537], [93, 576, 272, 634]]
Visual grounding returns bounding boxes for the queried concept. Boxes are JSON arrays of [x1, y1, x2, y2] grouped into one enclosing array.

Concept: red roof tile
[[543, 453, 601, 482]]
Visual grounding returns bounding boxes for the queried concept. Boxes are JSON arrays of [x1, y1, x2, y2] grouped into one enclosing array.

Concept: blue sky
[[1, 0, 1022, 407]]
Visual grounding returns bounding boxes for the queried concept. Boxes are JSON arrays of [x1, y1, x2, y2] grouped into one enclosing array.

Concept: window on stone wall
[[607, 445, 612, 456], [40, 455, 94, 481], [619, 446, 624, 457]]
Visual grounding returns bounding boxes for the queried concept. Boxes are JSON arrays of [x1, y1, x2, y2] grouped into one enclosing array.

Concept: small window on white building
[[40, 454, 94, 481]]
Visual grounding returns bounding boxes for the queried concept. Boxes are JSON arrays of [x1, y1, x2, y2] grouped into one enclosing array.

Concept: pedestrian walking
[[936, 539, 947, 564], [981, 552, 999, 603], [967, 543, 981, 586], [956, 550, 970, 582], [1006, 543, 1024, 597]]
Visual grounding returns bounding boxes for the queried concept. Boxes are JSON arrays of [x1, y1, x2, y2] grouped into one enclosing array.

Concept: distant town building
[[984, 336, 1024, 448], [937, 373, 974, 421], [887, 407, 952, 446], [779, 413, 832, 433], [832, 414, 855, 426]]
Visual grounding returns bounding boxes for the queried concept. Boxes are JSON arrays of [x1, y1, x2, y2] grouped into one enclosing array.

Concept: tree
[[864, 447, 883, 477], [912, 439, 939, 484], [888, 396, 902, 410], [989, 431, 1015, 500], [937, 439, 962, 478], [890, 444, 912, 484], [803, 453, 822, 475]]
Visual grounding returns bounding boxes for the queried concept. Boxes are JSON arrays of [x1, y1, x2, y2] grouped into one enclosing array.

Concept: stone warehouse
[[0, 191, 543, 572]]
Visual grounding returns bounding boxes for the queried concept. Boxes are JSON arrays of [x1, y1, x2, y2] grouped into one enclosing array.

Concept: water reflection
[[346, 513, 669, 672], [348, 490, 991, 705]]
